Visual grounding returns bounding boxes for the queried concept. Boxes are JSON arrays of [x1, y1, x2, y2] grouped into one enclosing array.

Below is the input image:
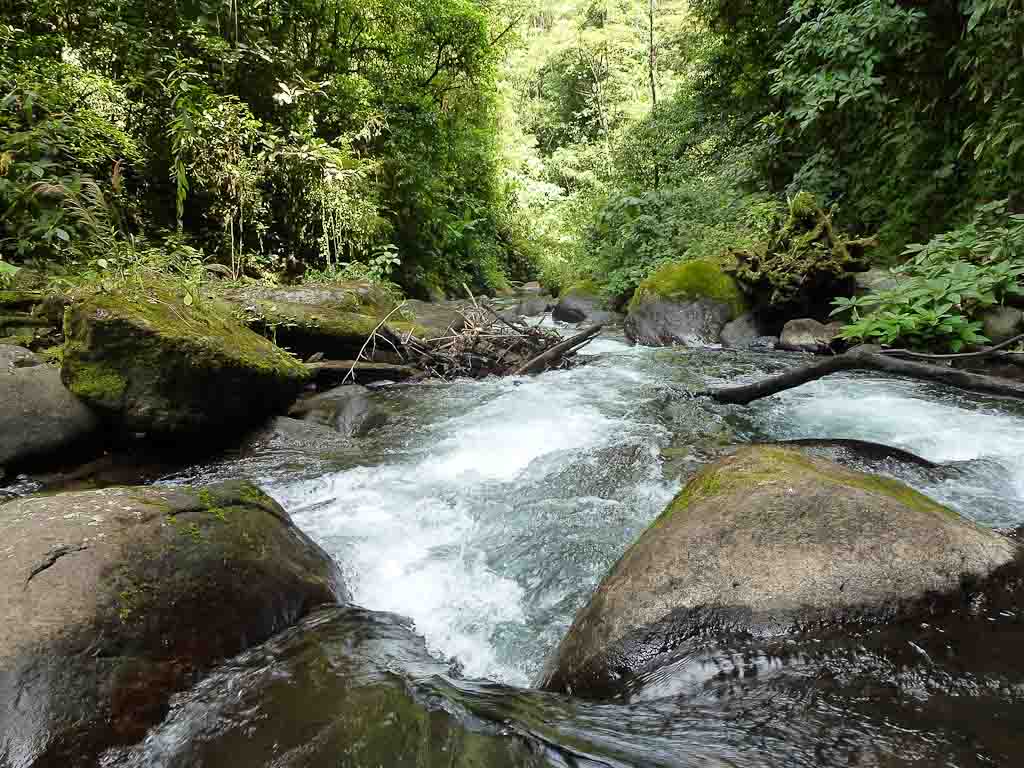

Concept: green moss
[[65, 360, 128, 403], [660, 445, 954, 524], [630, 259, 747, 317], [566, 279, 600, 297]]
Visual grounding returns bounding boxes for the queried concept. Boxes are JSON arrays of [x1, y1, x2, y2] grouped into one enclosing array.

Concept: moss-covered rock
[[625, 259, 748, 346], [61, 280, 310, 436], [228, 282, 428, 359], [726, 192, 877, 315], [0, 480, 346, 766], [541, 445, 1016, 699]]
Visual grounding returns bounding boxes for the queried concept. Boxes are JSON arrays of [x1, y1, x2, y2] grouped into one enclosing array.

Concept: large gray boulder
[[719, 312, 769, 349], [778, 318, 844, 353], [290, 384, 389, 437], [0, 481, 346, 767], [541, 446, 1016, 699], [1, 345, 99, 469]]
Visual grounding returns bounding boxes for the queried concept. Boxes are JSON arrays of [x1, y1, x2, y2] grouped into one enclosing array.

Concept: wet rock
[[720, 312, 768, 349], [854, 267, 902, 296], [513, 295, 554, 318], [553, 282, 615, 324], [626, 260, 748, 347], [0, 480, 346, 767], [541, 445, 1016, 699], [1, 345, 100, 469], [404, 298, 469, 338], [62, 280, 310, 437], [981, 306, 1024, 344], [778, 318, 844, 353], [290, 384, 389, 437], [103, 607, 541, 768]]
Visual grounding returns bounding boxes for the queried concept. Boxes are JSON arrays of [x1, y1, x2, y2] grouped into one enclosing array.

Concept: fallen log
[[512, 323, 603, 376], [704, 347, 1024, 405]]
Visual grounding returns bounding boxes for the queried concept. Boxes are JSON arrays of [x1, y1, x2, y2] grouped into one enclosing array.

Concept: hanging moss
[[726, 192, 877, 313]]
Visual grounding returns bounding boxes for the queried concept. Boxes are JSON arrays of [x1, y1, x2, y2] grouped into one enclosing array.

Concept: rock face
[[778, 318, 844, 353], [230, 282, 426, 359], [625, 259, 748, 347], [0, 480, 346, 767], [1, 345, 99, 468], [106, 607, 541, 767], [541, 446, 1016, 699], [553, 282, 615, 325], [290, 384, 389, 437], [981, 306, 1024, 344], [62, 282, 310, 436], [720, 312, 768, 349]]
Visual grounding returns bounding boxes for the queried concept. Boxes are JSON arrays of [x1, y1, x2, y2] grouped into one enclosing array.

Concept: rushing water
[[137, 317, 1024, 767]]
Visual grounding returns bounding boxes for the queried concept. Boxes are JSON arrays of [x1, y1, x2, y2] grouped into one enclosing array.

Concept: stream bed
[[112, 323, 1024, 767]]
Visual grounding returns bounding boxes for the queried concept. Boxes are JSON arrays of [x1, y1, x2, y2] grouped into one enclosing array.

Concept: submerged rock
[[103, 607, 541, 768], [541, 445, 1016, 699], [0, 480, 345, 766], [625, 259, 748, 347], [0, 345, 99, 469], [61, 282, 310, 436], [553, 281, 615, 324], [290, 384, 390, 437], [778, 317, 844, 353]]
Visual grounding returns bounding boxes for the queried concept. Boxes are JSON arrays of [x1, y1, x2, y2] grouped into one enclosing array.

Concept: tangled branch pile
[[348, 302, 603, 383]]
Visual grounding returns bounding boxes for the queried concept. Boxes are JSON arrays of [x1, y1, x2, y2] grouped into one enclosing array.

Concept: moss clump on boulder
[[0, 480, 346, 766], [228, 282, 427, 359], [61, 279, 310, 436], [726, 192, 877, 314], [625, 259, 748, 346], [542, 445, 1016, 699]]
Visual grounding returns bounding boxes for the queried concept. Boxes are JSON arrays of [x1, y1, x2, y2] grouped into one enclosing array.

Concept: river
[[113, 320, 1024, 767]]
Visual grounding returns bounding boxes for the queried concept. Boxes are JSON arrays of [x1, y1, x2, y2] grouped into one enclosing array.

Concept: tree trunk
[[648, 0, 660, 189]]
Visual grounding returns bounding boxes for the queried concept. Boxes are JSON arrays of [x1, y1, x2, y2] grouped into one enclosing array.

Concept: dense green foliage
[[0, 0, 530, 296]]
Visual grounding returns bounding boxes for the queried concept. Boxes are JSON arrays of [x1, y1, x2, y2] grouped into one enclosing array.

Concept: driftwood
[[704, 347, 1024, 405], [341, 300, 602, 382]]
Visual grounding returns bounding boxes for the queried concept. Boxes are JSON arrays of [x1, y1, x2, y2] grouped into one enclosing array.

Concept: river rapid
[[121, 319, 1024, 767]]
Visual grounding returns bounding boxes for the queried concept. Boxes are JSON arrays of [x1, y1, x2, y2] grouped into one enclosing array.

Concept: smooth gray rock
[[778, 318, 844, 353], [514, 295, 554, 317], [290, 385, 389, 437], [0, 346, 100, 468], [854, 267, 902, 296], [553, 290, 614, 325], [541, 446, 1016, 699], [720, 312, 766, 349], [981, 306, 1024, 344], [625, 297, 733, 347], [0, 481, 346, 767]]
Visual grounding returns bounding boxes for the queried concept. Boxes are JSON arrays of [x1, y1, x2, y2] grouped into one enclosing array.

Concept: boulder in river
[[553, 281, 616, 325], [0, 480, 346, 766], [625, 259, 748, 347], [778, 317, 844, 353], [61, 281, 310, 437], [980, 306, 1024, 344], [1, 344, 100, 469], [290, 384, 390, 437], [541, 445, 1017, 699], [720, 311, 770, 349]]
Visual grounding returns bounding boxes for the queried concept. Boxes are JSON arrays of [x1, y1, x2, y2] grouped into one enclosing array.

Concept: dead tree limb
[[880, 332, 1024, 361], [513, 324, 604, 376], [704, 348, 1024, 405]]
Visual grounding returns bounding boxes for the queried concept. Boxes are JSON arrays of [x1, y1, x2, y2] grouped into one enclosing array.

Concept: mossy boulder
[[61, 281, 310, 436], [110, 606, 540, 767], [625, 259, 748, 346], [0, 480, 346, 766], [229, 282, 427, 360], [553, 280, 617, 324], [541, 445, 1016, 699]]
